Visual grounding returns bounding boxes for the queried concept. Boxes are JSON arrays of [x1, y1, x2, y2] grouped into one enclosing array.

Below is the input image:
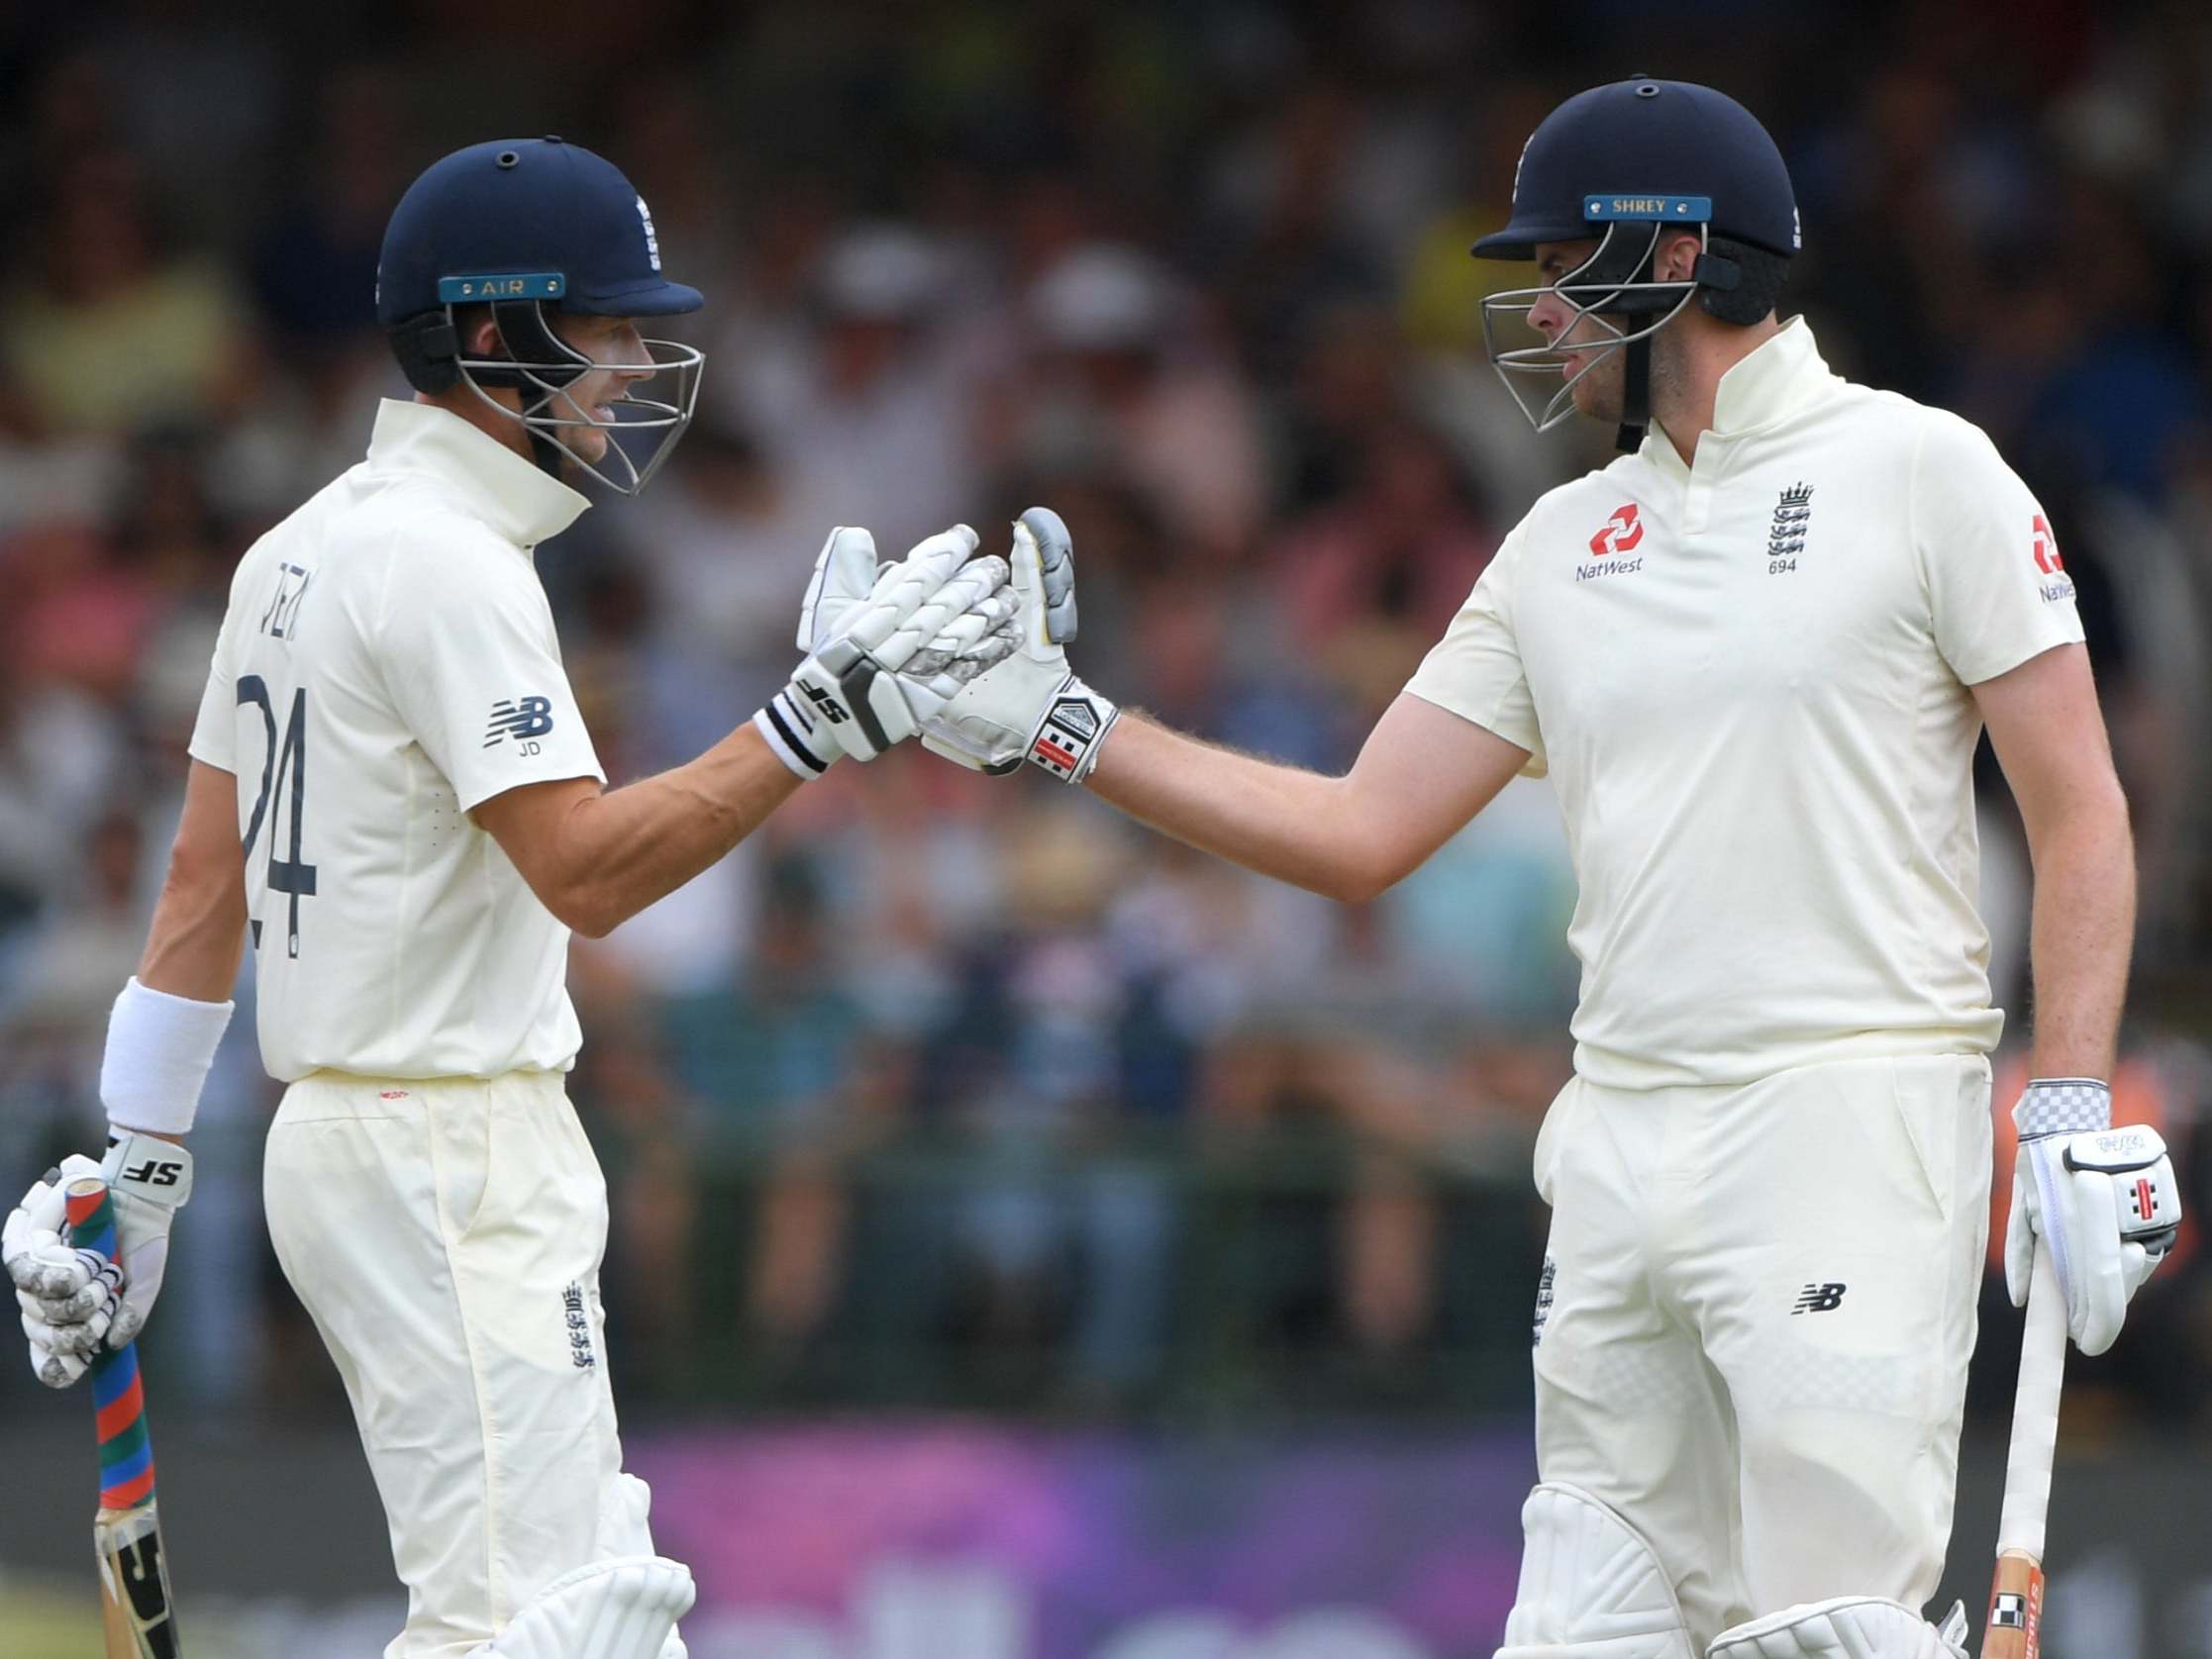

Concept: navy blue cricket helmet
[[377, 137, 706, 494], [1472, 79, 1797, 448], [1474, 78, 1797, 261]]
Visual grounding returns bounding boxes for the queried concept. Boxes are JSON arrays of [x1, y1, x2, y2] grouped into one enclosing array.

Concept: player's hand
[[756, 526, 1020, 774], [920, 507, 1120, 782], [2003, 1079, 2181, 1356], [98, 1130, 192, 1350], [6, 1156, 125, 1388]]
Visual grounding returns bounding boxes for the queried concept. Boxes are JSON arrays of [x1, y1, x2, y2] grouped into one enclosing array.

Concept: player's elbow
[[1321, 841, 1410, 906], [563, 910, 617, 941], [528, 870, 625, 939], [552, 889, 624, 940]]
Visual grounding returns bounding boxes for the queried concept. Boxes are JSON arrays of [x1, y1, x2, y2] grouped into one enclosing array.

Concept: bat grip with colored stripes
[[1983, 1239, 2066, 1659], [63, 1178, 159, 1516]]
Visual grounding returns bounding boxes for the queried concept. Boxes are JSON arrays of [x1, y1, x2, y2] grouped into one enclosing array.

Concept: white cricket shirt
[[188, 400, 606, 1082], [1407, 319, 2085, 1088]]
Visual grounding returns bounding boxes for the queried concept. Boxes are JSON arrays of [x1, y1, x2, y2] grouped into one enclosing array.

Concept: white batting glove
[[2004, 1079, 2181, 1356], [921, 507, 1120, 782], [755, 526, 1021, 776], [6, 1156, 125, 1388], [99, 1129, 191, 1349]]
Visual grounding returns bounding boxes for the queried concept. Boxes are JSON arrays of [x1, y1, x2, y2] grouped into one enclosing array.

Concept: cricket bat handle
[[1983, 1241, 2066, 1659], [65, 1176, 183, 1659]]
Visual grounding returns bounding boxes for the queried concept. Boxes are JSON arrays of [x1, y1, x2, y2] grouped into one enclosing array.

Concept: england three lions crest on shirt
[[1767, 482, 1811, 572]]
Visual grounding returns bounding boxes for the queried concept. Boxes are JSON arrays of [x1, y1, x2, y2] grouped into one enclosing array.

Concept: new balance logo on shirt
[[483, 695, 555, 747], [1790, 1281, 1848, 1315]]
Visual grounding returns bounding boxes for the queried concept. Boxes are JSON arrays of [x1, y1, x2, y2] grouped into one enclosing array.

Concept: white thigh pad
[[1707, 1597, 1968, 1659], [478, 1555, 695, 1659], [1496, 1483, 1696, 1658]]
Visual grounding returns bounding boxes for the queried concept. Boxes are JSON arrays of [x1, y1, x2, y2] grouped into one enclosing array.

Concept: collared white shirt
[[1408, 319, 2084, 1089], [189, 400, 606, 1082]]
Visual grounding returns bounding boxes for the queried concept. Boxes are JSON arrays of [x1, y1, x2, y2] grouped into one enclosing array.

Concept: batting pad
[[1495, 1482, 1697, 1657], [477, 1554, 694, 1659], [1706, 1596, 1969, 1659]]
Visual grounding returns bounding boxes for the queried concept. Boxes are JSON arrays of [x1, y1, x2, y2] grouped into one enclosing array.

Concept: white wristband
[[754, 693, 839, 780], [1026, 680, 1119, 783], [99, 976, 234, 1136]]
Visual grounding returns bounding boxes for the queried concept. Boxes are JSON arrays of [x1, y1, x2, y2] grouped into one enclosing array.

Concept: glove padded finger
[[840, 527, 982, 655], [797, 526, 880, 651], [1015, 507, 1078, 645]]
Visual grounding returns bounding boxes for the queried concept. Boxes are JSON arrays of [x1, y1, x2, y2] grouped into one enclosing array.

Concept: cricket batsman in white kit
[[4, 138, 1025, 1658], [898, 81, 2187, 1658]]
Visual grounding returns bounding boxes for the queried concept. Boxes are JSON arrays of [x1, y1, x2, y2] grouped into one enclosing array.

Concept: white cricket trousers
[[265, 1070, 673, 1659], [1529, 1053, 1992, 1645]]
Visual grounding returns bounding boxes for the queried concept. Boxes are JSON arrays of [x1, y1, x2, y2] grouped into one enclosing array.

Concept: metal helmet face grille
[[1478, 220, 1703, 433], [451, 301, 706, 495]]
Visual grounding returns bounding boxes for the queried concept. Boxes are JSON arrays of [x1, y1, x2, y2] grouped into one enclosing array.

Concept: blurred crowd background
[[2, 0, 2211, 1449]]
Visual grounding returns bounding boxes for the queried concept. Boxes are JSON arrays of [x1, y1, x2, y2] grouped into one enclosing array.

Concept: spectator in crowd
[[3, 147, 255, 440], [717, 221, 982, 555]]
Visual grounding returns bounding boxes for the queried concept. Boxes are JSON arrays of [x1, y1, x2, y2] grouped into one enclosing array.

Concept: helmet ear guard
[[1692, 246, 1742, 296], [387, 312, 463, 394]]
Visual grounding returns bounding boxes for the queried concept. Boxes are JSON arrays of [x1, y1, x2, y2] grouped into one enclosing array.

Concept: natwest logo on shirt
[[1588, 503, 1645, 558], [2031, 513, 2063, 574], [2031, 512, 2074, 603], [1579, 503, 1647, 582]]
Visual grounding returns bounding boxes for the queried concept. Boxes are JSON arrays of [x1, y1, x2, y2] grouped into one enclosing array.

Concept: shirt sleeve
[[1914, 412, 2085, 686], [376, 536, 605, 812], [1402, 527, 1548, 776], [185, 605, 239, 774]]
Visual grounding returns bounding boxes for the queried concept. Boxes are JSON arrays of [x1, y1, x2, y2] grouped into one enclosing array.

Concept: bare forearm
[[1084, 714, 1370, 900], [137, 869, 249, 1005], [2023, 799, 2135, 1079], [557, 723, 804, 935], [139, 767, 251, 1006]]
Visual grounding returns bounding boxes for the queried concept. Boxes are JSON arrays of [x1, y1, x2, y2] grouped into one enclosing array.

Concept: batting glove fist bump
[[2004, 1078, 2180, 1356], [922, 507, 1120, 782], [757, 525, 1023, 776]]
